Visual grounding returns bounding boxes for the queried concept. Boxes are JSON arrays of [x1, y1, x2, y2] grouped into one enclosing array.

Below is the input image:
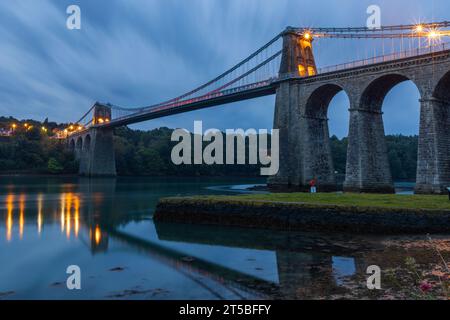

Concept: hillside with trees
[[0, 117, 418, 180]]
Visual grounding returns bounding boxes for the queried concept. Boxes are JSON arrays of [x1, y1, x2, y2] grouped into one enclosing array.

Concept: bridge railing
[[317, 42, 450, 74], [104, 79, 277, 125]]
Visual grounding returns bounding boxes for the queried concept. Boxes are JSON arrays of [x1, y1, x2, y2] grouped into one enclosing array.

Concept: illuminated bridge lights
[[69, 21, 450, 129]]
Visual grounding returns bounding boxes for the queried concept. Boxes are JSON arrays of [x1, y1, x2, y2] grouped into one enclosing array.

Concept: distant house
[[0, 128, 12, 137]]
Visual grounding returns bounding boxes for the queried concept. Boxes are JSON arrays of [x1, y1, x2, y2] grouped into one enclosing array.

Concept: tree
[[47, 157, 64, 174]]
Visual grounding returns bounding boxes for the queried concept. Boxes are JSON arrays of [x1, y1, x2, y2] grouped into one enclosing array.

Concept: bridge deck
[[71, 45, 450, 134]]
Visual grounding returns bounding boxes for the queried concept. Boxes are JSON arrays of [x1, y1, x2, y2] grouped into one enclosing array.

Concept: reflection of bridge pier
[[78, 177, 117, 254], [153, 222, 367, 299], [276, 251, 335, 299]]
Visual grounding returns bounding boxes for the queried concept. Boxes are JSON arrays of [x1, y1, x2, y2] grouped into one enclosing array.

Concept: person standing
[[309, 177, 317, 193]]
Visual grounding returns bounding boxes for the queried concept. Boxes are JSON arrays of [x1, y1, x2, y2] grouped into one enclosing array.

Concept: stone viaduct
[[269, 28, 450, 194], [68, 27, 450, 194], [68, 105, 116, 177]]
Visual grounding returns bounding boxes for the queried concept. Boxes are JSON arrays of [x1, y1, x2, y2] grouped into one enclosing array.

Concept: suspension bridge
[[67, 21, 450, 194]]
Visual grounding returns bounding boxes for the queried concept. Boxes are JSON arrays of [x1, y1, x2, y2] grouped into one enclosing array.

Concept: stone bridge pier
[[69, 127, 116, 177], [68, 104, 116, 176], [269, 28, 450, 194]]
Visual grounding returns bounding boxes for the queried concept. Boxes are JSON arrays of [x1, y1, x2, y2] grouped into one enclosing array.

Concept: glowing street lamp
[[428, 30, 440, 38], [303, 32, 312, 41]]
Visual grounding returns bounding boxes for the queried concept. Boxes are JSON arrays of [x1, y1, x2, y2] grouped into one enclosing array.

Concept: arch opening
[[76, 137, 83, 150], [434, 71, 450, 102], [304, 84, 350, 189], [305, 84, 347, 119], [362, 74, 421, 186], [360, 74, 411, 112], [69, 139, 75, 151], [84, 135, 91, 152]]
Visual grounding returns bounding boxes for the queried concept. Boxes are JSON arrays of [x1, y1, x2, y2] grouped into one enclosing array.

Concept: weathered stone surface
[[154, 198, 450, 234], [68, 127, 116, 177], [270, 44, 450, 194]]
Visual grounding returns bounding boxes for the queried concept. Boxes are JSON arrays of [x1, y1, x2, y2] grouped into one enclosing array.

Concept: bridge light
[[11, 124, 17, 130], [303, 32, 312, 40], [105, 118, 110, 122], [415, 25, 423, 33], [98, 118, 104, 124], [78, 126, 83, 131], [428, 30, 440, 38], [69, 125, 74, 130]]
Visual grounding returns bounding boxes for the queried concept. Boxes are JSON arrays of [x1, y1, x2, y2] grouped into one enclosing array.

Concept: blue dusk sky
[[0, 0, 448, 137]]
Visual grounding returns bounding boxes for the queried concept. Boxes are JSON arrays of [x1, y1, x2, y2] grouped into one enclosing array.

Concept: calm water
[[0, 176, 448, 300]]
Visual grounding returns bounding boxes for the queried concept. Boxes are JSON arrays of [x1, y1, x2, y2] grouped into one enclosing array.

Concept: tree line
[[0, 117, 418, 180]]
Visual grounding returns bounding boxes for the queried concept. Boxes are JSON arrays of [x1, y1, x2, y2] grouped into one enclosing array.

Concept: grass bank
[[154, 193, 450, 234], [187, 193, 450, 211]]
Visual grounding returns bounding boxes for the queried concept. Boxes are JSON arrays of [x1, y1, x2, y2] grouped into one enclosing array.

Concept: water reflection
[[0, 176, 447, 300], [6, 194, 13, 242]]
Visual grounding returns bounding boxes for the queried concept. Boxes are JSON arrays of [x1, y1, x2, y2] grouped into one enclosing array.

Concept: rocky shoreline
[[154, 198, 450, 234]]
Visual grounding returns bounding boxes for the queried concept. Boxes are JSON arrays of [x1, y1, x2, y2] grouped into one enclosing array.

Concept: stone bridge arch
[[75, 137, 83, 160], [358, 73, 423, 112], [343, 72, 424, 193], [299, 83, 351, 190], [83, 134, 91, 152], [69, 139, 76, 152], [67, 128, 116, 177], [416, 68, 450, 193]]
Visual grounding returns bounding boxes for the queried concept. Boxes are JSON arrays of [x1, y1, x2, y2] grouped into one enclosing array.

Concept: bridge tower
[[68, 103, 116, 177], [269, 27, 336, 191], [279, 27, 317, 77]]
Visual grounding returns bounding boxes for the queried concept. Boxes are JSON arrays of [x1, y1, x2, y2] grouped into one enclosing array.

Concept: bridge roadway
[[85, 45, 450, 131]]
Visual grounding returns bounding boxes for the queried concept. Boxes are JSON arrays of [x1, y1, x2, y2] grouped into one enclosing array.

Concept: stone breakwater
[[154, 198, 450, 234]]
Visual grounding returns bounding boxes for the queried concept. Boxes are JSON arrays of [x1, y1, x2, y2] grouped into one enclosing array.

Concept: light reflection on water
[[0, 176, 446, 300]]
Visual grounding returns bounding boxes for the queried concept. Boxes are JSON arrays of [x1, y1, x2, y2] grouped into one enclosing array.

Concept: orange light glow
[[37, 194, 43, 235], [19, 194, 25, 240], [94, 225, 102, 245], [65, 193, 72, 239], [60, 194, 65, 232], [11, 124, 17, 129], [428, 30, 440, 38], [66, 211, 71, 239], [303, 32, 312, 40], [298, 65, 307, 77], [98, 118, 104, 124], [415, 25, 424, 33], [6, 194, 14, 242], [74, 196, 80, 238]]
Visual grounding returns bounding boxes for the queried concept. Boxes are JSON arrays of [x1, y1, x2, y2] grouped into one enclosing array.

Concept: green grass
[[184, 193, 450, 211]]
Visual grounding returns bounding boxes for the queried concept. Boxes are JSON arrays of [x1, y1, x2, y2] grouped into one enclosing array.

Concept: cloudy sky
[[0, 0, 448, 137]]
